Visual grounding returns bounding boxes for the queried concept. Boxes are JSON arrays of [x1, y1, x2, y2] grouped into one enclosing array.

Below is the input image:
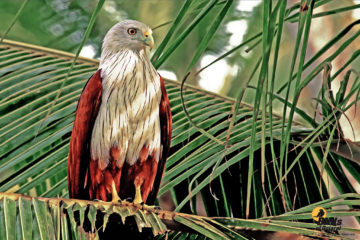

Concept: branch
[[0, 192, 351, 240]]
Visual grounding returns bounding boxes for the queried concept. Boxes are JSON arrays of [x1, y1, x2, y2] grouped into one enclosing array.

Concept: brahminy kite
[[68, 20, 172, 205]]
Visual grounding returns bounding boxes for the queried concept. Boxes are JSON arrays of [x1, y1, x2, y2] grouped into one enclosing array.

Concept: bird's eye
[[127, 28, 137, 35]]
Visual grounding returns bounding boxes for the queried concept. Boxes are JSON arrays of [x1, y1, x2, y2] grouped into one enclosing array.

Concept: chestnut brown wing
[[146, 76, 172, 204], [68, 69, 103, 199]]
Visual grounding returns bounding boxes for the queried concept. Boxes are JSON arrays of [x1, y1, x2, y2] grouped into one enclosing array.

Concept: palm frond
[[0, 38, 359, 222], [2, 192, 359, 239]]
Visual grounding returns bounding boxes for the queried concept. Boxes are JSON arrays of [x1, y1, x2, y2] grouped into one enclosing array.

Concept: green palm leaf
[[0, 38, 358, 220], [1, 0, 360, 238], [1, 192, 358, 239]]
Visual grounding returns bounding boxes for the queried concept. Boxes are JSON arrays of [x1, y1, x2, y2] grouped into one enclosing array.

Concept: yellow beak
[[143, 30, 154, 51]]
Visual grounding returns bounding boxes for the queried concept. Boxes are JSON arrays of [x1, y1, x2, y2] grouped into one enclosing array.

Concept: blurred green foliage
[[0, 0, 359, 102], [2, 0, 360, 111], [0, 0, 253, 94]]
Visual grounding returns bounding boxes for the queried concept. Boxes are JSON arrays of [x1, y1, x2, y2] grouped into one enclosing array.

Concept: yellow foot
[[133, 185, 143, 205], [132, 185, 161, 210], [111, 181, 122, 204]]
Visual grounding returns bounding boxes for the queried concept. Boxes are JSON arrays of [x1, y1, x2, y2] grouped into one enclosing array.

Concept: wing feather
[[146, 75, 172, 204], [68, 69, 103, 199]]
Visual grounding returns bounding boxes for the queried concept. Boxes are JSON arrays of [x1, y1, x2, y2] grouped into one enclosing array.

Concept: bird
[[67, 20, 172, 206], [315, 209, 325, 218]]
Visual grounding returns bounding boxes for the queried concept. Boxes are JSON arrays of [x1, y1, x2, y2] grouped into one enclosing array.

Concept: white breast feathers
[[90, 49, 162, 169]]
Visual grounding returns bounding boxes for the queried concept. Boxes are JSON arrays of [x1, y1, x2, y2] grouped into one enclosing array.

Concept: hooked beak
[[143, 30, 154, 51]]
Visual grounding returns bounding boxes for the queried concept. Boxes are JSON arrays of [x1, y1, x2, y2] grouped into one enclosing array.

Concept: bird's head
[[102, 20, 154, 54]]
